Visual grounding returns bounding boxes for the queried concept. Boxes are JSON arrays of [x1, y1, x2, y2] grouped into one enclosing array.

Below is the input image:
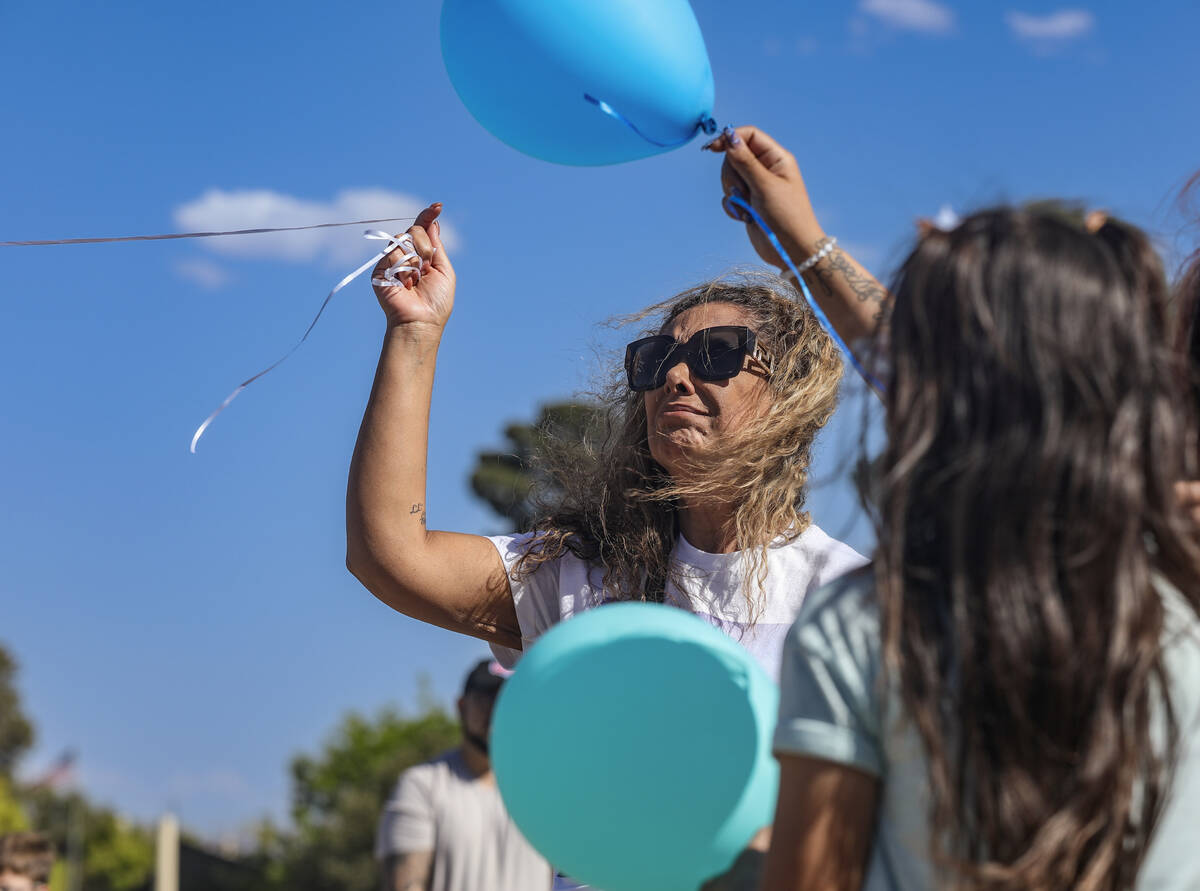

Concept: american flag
[[28, 749, 77, 789]]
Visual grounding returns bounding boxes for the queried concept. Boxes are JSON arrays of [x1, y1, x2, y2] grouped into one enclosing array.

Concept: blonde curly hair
[[515, 273, 843, 617]]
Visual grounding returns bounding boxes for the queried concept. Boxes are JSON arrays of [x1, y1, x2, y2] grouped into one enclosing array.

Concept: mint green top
[[775, 569, 1200, 890]]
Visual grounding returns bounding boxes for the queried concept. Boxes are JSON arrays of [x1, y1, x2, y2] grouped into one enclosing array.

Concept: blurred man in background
[[376, 659, 552, 891], [0, 832, 53, 891]]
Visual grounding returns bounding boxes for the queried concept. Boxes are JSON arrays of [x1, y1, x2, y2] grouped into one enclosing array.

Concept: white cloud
[[172, 188, 460, 266], [1006, 9, 1095, 42], [175, 258, 230, 289], [860, 0, 954, 34]]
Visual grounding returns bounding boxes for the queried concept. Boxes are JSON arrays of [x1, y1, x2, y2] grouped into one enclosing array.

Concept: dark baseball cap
[[462, 659, 512, 697]]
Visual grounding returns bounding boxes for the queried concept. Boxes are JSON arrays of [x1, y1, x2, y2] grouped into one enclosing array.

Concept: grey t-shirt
[[775, 569, 1200, 890], [376, 749, 553, 891]]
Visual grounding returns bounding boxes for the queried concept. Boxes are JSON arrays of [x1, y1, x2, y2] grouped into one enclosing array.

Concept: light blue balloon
[[440, 0, 716, 166], [491, 603, 779, 891]]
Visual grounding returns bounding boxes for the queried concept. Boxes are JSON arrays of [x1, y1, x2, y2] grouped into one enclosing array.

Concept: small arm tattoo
[[409, 503, 426, 527], [807, 238, 888, 307]]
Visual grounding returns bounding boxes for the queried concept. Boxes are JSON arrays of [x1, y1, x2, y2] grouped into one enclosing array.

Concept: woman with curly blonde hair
[[345, 203, 865, 681]]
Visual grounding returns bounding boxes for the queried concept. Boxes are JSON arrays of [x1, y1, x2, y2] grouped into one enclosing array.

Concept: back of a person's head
[[0, 832, 54, 886], [875, 204, 1200, 889]]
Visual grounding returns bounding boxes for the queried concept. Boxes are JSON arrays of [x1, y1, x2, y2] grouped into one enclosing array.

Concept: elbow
[[345, 549, 364, 582], [346, 545, 385, 593], [345, 537, 381, 589], [345, 540, 421, 617]]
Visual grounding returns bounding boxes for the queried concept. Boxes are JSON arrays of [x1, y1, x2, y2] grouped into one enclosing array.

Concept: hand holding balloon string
[[583, 94, 881, 388], [703, 126, 883, 391], [707, 126, 828, 270], [370, 204, 456, 336], [190, 205, 450, 452]]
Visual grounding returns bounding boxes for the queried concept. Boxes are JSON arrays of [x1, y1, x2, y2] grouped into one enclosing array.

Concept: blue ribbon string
[[584, 94, 717, 149], [725, 192, 884, 392]]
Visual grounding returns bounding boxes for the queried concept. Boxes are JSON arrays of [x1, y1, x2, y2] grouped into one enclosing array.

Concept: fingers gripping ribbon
[[367, 229, 434, 288], [189, 230, 426, 453]]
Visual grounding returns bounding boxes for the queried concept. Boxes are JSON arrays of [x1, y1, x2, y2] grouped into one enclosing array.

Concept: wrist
[[384, 320, 445, 351], [775, 230, 829, 274], [764, 206, 824, 265]]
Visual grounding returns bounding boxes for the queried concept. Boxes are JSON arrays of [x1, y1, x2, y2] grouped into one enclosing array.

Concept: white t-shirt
[[375, 749, 553, 891], [487, 524, 867, 682]]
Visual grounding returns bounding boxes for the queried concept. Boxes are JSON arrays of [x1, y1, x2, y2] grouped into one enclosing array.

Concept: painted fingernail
[[726, 127, 742, 148]]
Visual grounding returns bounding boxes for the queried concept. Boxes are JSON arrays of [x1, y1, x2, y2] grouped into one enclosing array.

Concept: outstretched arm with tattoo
[[345, 204, 521, 650], [707, 127, 888, 345]]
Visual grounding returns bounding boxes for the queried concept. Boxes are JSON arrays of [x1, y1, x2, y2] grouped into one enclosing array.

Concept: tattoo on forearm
[[410, 503, 426, 526], [805, 238, 888, 307]]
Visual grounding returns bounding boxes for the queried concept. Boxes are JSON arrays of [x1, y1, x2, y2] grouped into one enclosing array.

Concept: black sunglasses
[[624, 325, 773, 392]]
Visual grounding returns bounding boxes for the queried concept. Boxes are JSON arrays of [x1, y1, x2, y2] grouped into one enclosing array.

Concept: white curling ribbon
[[368, 229, 433, 287], [190, 229, 426, 453]]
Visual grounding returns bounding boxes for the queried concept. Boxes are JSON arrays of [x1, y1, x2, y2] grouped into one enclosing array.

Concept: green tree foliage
[[0, 645, 35, 777], [266, 705, 460, 891], [470, 400, 605, 531], [0, 776, 29, 833], [21, 790, 153, 891], [81, 809, 154, 891]]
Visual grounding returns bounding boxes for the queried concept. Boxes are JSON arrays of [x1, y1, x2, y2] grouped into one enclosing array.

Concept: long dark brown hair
[[875, 205, 1200, 889], [515, 275, 842, 609]]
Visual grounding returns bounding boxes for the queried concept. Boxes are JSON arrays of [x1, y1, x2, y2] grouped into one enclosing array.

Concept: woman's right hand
[[372, 202, 456, 335]]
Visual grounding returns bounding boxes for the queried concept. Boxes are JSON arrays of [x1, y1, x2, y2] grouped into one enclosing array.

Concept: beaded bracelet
[[782, 237, 837, 283]]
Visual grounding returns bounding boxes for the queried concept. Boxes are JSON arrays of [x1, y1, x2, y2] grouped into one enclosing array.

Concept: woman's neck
[[677, 500, 738, 553]]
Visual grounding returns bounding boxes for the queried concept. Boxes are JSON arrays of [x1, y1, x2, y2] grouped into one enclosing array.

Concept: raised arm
[[346, 203, 521, 650], [707, 127, 888, 345]]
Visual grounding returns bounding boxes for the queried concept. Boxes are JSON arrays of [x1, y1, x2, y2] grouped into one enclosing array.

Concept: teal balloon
[[440, 0, 715, 166], [491, 604, 779, 891]]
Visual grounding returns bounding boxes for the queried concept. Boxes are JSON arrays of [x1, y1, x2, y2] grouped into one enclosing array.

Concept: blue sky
[[2, 0, 1197, 838]]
